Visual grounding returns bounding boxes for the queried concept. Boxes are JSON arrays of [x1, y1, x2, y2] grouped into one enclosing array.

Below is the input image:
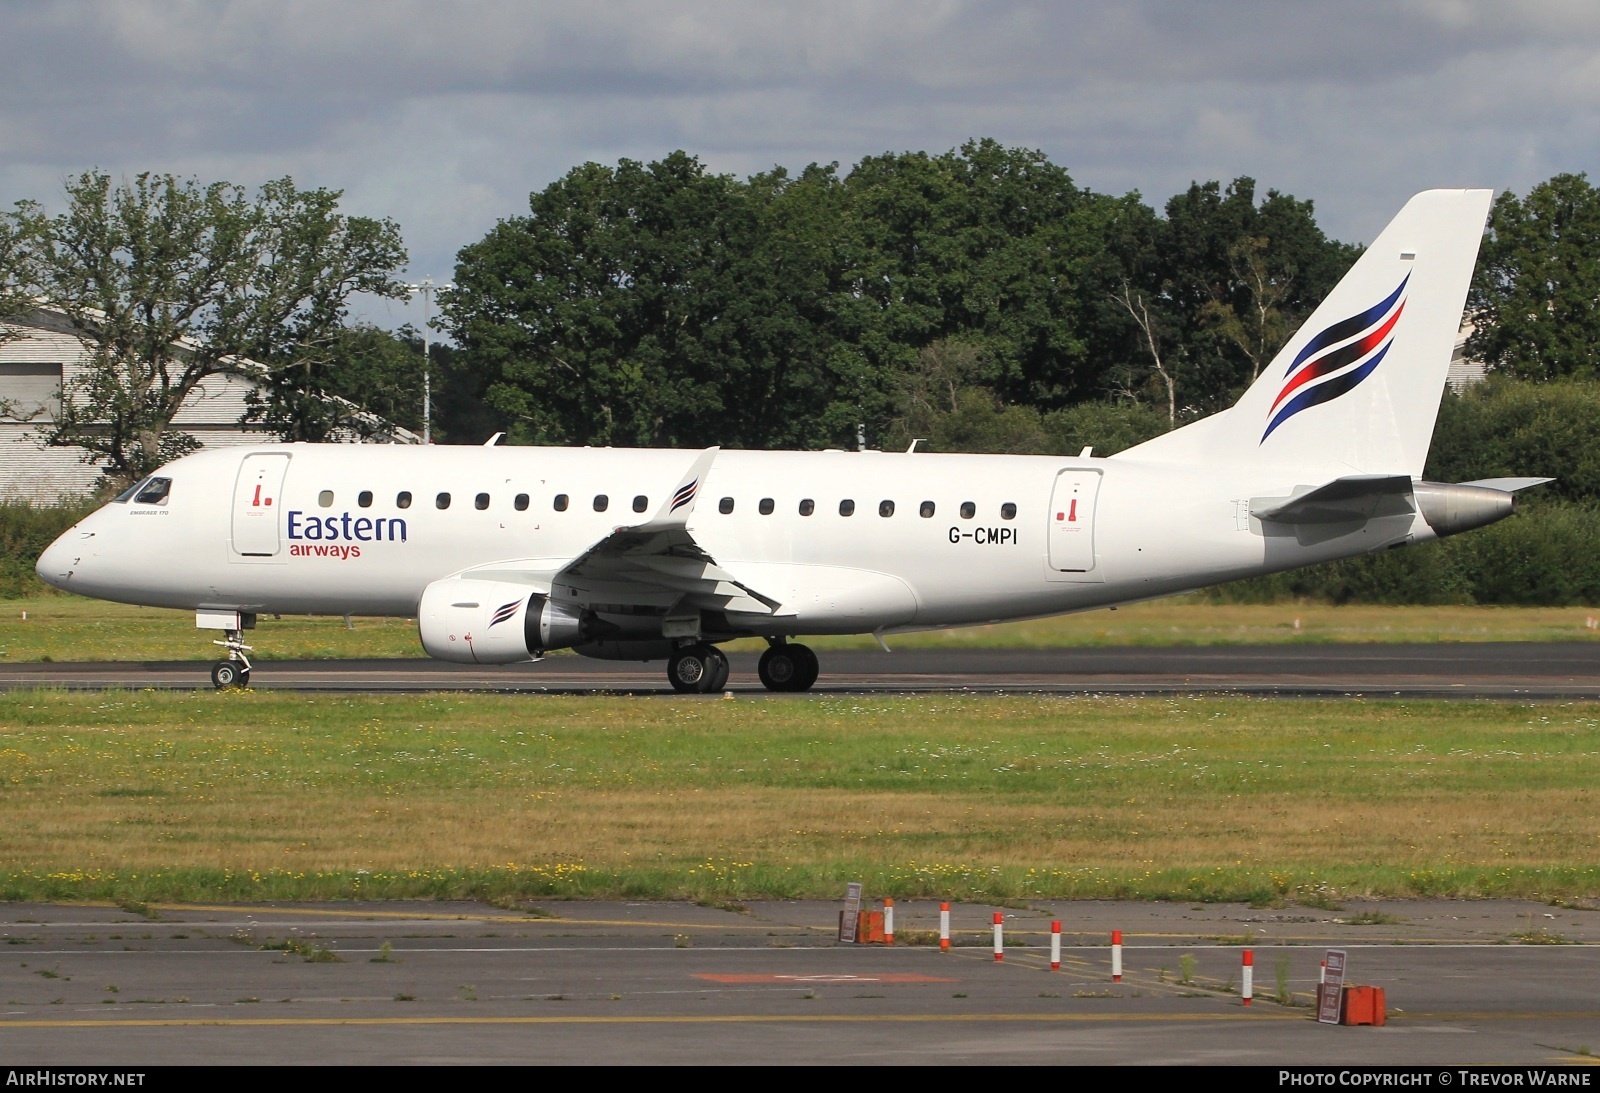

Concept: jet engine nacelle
[[1412, 482, 1517, 538], [417, 577, 591, 663]]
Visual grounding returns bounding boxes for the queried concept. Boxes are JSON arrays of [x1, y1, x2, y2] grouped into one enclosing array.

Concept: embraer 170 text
[[37, 189, 1547, 692]]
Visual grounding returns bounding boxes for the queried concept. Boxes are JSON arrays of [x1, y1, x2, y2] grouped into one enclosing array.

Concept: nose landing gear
[[757, 641, 819, 692], [210, 628, 253, 689]]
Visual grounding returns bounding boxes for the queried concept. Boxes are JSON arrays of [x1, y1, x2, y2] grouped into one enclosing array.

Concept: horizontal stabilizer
[[1460, 477, 1554, 493], [1251, 474, 1414, 524]]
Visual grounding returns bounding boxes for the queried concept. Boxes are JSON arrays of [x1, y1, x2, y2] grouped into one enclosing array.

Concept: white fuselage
[[38, 442, 1432, 640]]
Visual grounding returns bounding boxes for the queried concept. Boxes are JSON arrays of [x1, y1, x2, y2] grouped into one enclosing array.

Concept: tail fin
[[1120, 188, 1492, 477]]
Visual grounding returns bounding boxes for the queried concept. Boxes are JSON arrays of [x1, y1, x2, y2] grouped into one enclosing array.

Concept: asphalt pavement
[[2, 898, 1596, 1065], [3, 642, 1599, 698]]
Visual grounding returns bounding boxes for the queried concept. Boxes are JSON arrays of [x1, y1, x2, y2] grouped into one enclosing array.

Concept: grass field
[[3, 596, 1600, 663], [1, 690, 1596, 905]]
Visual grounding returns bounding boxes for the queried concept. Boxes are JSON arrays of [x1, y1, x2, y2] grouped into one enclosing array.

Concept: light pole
[[403, 278, 452, 444]]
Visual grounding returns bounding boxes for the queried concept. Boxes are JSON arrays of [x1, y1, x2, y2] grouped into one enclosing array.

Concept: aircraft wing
[[551, 447, 789, 618]]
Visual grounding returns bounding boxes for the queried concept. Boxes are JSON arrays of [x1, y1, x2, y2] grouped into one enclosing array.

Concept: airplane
[[35, 188, 1548, 693]]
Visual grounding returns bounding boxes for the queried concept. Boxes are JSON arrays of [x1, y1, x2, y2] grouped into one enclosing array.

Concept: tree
[[882, 339, 1046, 454], [0, 215, 27, 417], [837, 140, 1134, 413], [1147, 178, 1356, 411], [1468, 173, 1600, 380], [6, 171, 407, 484], [444, 153, 860, 449], [247, 323, 425, 443]]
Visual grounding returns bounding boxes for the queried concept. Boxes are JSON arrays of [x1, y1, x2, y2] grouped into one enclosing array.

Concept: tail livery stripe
[[488, 598, 523, 628], [1262, 276, 1409, 443], [1284, 275, 1408, 375], [670, 478, 699, 513], [1270, 300, 1405, 414]]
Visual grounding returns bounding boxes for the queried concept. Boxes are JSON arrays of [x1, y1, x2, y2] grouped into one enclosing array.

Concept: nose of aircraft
[[36, 522, 89, 591]]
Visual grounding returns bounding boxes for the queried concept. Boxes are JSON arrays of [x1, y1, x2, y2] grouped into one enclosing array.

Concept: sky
[[3, 0, 1599, 331]]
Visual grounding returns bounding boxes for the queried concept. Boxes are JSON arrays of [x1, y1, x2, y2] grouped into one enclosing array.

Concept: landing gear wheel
[[211, 660, 249, 689], [668, 645, 722, 694], [758, 643, 819, 692], [704, 647, 730, 692]]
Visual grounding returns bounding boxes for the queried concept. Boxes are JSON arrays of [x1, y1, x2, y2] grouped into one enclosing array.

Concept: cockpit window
[[134, 477, 172, 505], [112, 478, 149, 503]]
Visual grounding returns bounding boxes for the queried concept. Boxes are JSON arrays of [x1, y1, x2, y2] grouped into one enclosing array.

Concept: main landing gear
[[211, 628, 253, 690], [667, 643, 731, 694], [757, 641, 819, 693], [663, 640, 821, 693]]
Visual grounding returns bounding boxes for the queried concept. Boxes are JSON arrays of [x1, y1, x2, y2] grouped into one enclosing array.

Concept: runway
[[2, 642, 1599, 698], [2, 898, 1596, 1065]]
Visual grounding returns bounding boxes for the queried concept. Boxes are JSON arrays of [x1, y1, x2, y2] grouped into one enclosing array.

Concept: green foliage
[[1469, 174, 1600, 380], [1041, 401, 1170, 457], [5, 171, 407, 485], [1214, 501, 1600, 606], [446, 153, 857, 449], [443, 146, 1354, 449], [249, 323, 425, 442], [1428, 378, 1600, 502], [1115, 178, 1358, 419], [0, 500, 94, 598]]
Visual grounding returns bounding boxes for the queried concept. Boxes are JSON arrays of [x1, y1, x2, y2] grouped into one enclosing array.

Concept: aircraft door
[[1047, 469, 1102, 579], [231, 452, 291, 558]]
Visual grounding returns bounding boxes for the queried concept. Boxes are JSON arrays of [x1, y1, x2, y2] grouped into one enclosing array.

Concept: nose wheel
[[210, 628, 253, 689], [211, 660, 250, 689], [758, 642, 819, 692], [667, 644, 730, 694]]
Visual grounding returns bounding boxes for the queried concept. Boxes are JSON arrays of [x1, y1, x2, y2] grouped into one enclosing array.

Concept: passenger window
[[475, 492, 490, 510], [960, 501, 976, 520], [135, 477, 172, 505], [799, 499, 815, 516], [1001, 502, 1017, 520], [436, 492, 451, 510], [396, 491, 412, 509], [113, 478, 148, 503], [554, 493, 569, 512], [719, 497, 735, 514], [759, 498, 774, 515], [879, 500, 895, 517], [920, 501, 935, 518], [839, 499, 855, 517], [358, 490, 373, 508], [633, 495, 648, 513], [317, 489, 334, 508], [514, 494, 529, 511], [593, 494, 609, 512]]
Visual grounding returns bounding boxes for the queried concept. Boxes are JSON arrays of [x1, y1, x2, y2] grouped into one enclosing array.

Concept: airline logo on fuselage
[[286, 511, 408, 543], [1262, 275, 1408, 442]]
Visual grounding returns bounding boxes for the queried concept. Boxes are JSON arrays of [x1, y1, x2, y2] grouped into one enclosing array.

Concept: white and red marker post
[[1111, 930, 1123, 982], [1050, 920, 1061, 971], [1242, 949, 1254, 1007], [939, 902, 950, 952], [883, 898, 894, 946], [992, 912, 1004, 962]]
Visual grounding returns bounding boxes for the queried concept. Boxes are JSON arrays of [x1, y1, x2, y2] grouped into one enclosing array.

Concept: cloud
[[3, 0, 1600, 326]]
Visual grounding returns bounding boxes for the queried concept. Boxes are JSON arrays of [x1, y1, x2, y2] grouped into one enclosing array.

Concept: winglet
[[643, 447, 719, 529]]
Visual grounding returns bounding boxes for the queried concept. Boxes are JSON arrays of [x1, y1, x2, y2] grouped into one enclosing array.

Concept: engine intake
[[417, 577, 607, 663]]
